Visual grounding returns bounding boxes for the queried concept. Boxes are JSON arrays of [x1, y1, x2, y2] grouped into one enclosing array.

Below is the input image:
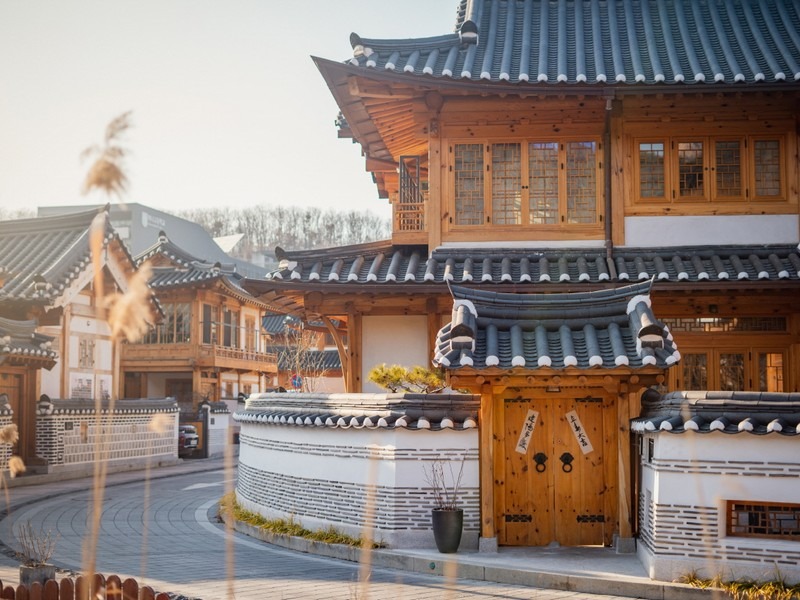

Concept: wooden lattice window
[[680, 353, 708, 390], [452, 138, 601, 228], [529, 142, 559, 223], [638, 142, 665, 199], [566, 141, 597, 223], [634, 134, 787, 205], [78, 338, 95, 369], [728, 501, 800, 540], [719, 352, 745, 390], [714, 140, 743, 198], [454, 144, 484, 225], [753, 139, 782, 197], [677, 141, 705, 198], [491, 143, 522, 225]]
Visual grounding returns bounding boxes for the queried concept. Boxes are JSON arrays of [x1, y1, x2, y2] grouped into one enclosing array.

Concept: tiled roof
[[263, 243, 800, 287], [0, 206, 132, 309], [348, 0, 800, 86], [37, 396, 179, 414], [275, 347, 342, 372], [137, 233, 265, 304], [0, 317, 57, 368], [234, 392, 479, 431], [632, 390, 800, 435], [434, 280, 679, 371]]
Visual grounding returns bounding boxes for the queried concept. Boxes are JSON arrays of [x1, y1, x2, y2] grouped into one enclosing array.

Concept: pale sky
[[0, 1, 457, 219]]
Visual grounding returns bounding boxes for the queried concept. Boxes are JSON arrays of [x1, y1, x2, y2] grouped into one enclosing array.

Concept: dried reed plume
[[104, 263, 154, 343], [81, 111, 132, 199], [0, 424, 18, 445], [8, 456, 25, 479]]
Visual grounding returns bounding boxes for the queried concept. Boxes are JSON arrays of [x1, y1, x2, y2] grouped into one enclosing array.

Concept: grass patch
[[680, 571, 800, 599], [219, 492, 386, 548]]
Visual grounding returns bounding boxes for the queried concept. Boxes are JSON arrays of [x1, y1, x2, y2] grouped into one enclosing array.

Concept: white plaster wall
[[237, 421, 479, 548], [205, 410, 230, 458], [96, 340, 113, 371], [638, 432, 800, 584], [306, 376, 345, 393], [361, 316, 428, 392], [40, 366, 59, 398], [624, 215, 799, 247]]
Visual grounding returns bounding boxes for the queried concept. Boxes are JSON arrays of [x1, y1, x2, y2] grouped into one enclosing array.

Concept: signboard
[[566, 410, 594, 454], [515, 410, 539, 454], [290, 374, 303, 389]]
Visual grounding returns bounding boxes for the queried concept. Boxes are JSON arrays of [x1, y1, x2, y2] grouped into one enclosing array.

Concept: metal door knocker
[[533, 452, 548, 473], [560, 452, 574, 473]]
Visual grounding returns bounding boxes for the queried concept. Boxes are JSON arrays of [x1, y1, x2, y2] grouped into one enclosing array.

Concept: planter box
[[20, 563, 56, 587]]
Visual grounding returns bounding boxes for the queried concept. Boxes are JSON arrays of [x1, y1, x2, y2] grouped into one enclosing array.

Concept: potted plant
[[17, 521, 58, 587], [424, 456, 465, 553]]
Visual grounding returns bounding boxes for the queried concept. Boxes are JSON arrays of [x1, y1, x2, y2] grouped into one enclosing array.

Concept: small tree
[[367, 364, 445, 393], [277, 321, 329, 392]]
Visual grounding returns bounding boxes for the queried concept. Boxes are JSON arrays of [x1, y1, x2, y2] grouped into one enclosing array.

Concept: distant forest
[[175, 205, 391, 255], [1, 205, 391, 256]]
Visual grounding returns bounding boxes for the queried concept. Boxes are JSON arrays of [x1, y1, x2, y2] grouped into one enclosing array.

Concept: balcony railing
[[395, 155, 427, 234], [121, 342, 277, 370]]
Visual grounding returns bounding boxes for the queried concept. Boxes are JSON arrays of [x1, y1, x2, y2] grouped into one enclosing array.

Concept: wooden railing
[[121, 343, 277, 367], [2, 573, 169, 599]]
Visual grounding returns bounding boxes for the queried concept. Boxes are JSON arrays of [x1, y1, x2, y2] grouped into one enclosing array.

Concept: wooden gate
[[495, 389, 617, 547]]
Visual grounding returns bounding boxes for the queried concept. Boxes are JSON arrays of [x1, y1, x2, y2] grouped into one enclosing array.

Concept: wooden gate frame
[[449, 368, 665, 549]]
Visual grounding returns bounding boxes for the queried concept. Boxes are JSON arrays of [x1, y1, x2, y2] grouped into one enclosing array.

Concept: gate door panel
[[497, 390, 612, 547]]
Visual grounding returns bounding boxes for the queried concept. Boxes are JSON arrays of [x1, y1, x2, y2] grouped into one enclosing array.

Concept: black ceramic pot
[[431, 508, 463, 553]]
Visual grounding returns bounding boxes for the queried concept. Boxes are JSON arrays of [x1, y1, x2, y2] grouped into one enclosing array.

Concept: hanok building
[[0, 206, 169, 471], [242, 0, 800, 568], [122, 233, 278, 413]]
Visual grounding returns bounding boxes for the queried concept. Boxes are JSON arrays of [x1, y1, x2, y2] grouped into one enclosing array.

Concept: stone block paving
[[0, 460, 668, 599]]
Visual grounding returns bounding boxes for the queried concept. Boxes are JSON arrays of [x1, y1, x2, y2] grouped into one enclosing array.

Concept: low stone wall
[[637, 432, 800, 585], [35, 396, 179, 474], [234, 392, 480, 549]]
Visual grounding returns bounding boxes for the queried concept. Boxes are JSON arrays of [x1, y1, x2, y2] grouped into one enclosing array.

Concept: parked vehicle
[[178, 424, 199, 457]]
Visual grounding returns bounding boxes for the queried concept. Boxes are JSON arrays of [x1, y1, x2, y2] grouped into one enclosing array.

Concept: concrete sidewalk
[[0, 458, 715, 599]]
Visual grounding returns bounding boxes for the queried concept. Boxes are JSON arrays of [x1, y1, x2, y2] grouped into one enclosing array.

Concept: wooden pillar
[[427, 122, 442, 250], [426, 297, 439, 362], [347, 311, 362, 393], [479, 381, 496, 546], [616, 383, 633, 542], [60, 306, 71, 398]]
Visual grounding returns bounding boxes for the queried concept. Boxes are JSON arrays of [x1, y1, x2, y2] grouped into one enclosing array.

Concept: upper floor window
[[142, 303, 191, 344], [223, 308, 239, 348], [202, 304, 218, 345], [635, 135, 785, 204], [452, 139, 602, 228]]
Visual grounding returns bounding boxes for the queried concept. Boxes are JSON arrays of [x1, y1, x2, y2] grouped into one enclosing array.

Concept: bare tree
[[81, 111, 133, 199]]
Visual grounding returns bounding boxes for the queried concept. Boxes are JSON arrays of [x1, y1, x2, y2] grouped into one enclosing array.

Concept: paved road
[[2, 468, 637, 599]]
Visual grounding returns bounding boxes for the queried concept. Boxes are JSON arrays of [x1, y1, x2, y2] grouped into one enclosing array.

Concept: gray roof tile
[[234, 392, 479, 431], [0, 206, 135, 310], [261, 243, 800, 287], [632, 389, 800, 435], [348, 0, 800, 85], [136, 233, 263, 302], [0, 317, 57, 368], [434, 280, 679, 371]]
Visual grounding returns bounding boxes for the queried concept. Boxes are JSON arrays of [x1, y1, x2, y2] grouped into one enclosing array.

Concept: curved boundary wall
[[234, 392, 480, 549]]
